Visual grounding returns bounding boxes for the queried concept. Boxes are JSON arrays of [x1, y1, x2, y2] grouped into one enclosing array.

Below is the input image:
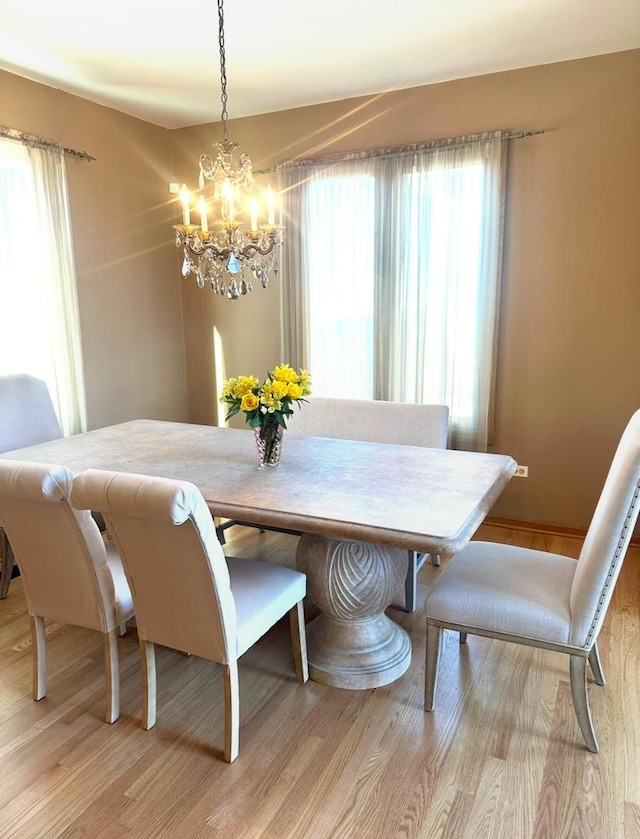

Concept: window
[[306, 175, 375, 399], [0, 136, 86, 435], [280, 133, 506, 451]]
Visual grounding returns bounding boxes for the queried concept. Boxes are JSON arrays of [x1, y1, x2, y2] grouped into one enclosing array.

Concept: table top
[[3, 419, 517, 554]]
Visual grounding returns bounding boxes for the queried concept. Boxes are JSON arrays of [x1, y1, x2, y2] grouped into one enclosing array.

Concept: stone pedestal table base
[[296, 534, 411, 689]]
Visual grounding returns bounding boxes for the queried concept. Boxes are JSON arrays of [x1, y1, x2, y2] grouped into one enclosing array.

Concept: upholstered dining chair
[[268, 397, 450, 613], [0, 459, 134, 723], [70, 468, 309, 763], [424, 409, 640, 753], [0, 374, 64, 599]]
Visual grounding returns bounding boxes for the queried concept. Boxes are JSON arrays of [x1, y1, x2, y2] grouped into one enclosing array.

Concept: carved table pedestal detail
[[296, 534, 411, 689]]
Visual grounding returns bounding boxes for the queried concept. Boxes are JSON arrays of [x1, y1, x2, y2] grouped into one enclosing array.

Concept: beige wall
[[3, 51, 638, 532], [173, 50, 640, 530], [2, 69, 189, 428]]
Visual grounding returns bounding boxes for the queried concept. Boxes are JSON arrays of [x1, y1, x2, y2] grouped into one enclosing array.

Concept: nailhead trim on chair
[[584, 479, 640, 648]]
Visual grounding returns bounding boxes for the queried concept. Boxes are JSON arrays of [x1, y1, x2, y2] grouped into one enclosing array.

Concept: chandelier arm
[[178, 239, 280, 259], [239, 241, 278, 257]]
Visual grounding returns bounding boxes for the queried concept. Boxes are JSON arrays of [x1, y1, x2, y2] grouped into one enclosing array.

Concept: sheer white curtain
[[279, 133, 506, 451], [0, 137, 87, 435]]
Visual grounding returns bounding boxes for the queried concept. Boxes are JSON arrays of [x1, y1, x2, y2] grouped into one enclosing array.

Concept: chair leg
[[400, 550, 441, 612], [459, 632, 468, 644], [30, 615, 46, 700], [215, 518, 226, 545], [104, 628, 120, 723], [139, 639, 157, 730], [569, 655, 599, 753], [391, 551, 419, 612], [401, 550, 418, 613], [0, 531, 15, 600], [223, 661, 240, 763], [424, 622, 443, 712], [289, 601, 309, 683], [588, 642, 606, 687]]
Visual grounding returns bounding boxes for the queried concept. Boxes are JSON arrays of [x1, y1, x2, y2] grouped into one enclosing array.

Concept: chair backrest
[[569, 409, 640, 647], [0, 374, 62, 452], [0, 459, 116, 631], [289, 398, 449, 449], [70, 469, 237, 664]]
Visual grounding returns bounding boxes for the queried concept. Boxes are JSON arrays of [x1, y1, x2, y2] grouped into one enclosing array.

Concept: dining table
[[3, 419, 517, 689]]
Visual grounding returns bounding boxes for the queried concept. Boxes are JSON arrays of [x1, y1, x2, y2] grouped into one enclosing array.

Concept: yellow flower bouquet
[[220, 364, 311, 465]]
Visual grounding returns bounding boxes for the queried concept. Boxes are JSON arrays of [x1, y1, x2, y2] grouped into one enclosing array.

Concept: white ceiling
[[1, 0, 639, 130]]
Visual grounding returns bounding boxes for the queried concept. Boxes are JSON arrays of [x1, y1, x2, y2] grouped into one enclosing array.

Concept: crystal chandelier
[[173, 0, 284, 300]]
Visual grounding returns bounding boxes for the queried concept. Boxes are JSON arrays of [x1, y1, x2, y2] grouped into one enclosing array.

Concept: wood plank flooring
[[0, 524, 638, 838]]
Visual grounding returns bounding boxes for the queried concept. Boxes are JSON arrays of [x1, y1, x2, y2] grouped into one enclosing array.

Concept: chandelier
[[173, 0, 284, 300]]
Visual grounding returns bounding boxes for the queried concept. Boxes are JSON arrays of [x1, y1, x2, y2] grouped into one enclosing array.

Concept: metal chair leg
[[397, 550, 434, 613], [569, 655, 599, 753], [424, 622, 443, 712], [403, 550, 418, 613]]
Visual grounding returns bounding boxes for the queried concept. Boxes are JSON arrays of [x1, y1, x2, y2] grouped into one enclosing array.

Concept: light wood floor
[[1, 525, 639, 839]]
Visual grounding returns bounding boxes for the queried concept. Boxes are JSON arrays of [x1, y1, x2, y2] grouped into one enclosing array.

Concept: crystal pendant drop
[[227, 253, 241, 274], [181, 255, 192, 277]]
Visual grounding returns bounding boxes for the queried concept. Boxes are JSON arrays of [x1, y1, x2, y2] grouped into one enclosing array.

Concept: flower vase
[[254, 420, 284, 467]]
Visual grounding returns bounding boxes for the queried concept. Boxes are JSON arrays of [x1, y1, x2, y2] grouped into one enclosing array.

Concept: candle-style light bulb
[[250, 198, 259, 231], [198, 196, 208, 233], [179, 183, 191, 225], [266, 184, 275, 226]]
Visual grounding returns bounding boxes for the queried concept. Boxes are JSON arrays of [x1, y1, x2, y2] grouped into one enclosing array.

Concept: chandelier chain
[[217, 0, 229, 143]]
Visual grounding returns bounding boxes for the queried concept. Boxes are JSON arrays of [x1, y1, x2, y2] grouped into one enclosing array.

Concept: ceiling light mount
[[172, 0, 283, 299]]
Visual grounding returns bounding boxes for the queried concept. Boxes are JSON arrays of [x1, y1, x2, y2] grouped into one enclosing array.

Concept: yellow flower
[[241, 392, 259, 412], [298, 369, 312, 395], [273, 364, 298, 383], [235, 375, 259, 397], [287, 382, 303, 400], [221, 365, 310, 424], [260, 383, 282, 411], [220, 377, 237, 401], [270, 380, 289, 400]]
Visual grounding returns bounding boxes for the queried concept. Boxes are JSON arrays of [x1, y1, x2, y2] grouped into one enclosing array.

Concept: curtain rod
[[0, 126, 96, 162], [254, 129, 544, 175]]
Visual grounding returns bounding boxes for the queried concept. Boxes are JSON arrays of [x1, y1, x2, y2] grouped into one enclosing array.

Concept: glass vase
[[254, 420, 284, 467]]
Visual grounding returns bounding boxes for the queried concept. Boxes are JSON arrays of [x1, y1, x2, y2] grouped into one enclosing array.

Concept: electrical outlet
[[514, 464, 528, 478]]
